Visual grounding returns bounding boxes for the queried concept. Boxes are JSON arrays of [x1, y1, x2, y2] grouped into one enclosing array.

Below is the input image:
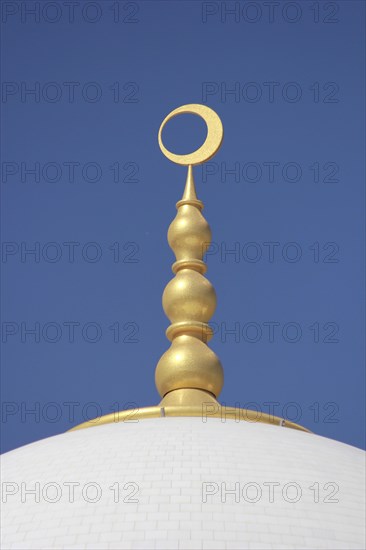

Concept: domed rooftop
[[2, 417, 365, 549]]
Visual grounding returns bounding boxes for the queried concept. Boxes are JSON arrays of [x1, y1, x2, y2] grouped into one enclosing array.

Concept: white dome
[[1, 417, 365, 550]]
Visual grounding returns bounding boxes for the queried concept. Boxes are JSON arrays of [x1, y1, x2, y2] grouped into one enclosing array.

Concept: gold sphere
[[155, 335, 224, 398], [168, 205, 211, 262], [163, 270, 216, 324]]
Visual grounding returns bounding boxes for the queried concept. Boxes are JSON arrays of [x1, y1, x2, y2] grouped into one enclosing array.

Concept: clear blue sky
[[1, 0, 365, 453]]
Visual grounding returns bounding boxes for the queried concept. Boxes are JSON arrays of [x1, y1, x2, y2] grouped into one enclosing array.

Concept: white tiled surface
[[1, 417, 365, 549]]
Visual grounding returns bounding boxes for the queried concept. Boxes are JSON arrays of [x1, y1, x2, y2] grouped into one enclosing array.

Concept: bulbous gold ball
[[155, 335, 224, 398], [168, 205, 211, 262], [163, 270, 216, 323]]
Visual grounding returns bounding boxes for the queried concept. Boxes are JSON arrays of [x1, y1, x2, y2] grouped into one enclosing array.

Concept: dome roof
[[1, 417, 365, 549]]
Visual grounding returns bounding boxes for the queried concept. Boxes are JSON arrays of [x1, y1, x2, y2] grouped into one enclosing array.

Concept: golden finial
[[69, 104, 310, 433], [155, 104, 224, 407]]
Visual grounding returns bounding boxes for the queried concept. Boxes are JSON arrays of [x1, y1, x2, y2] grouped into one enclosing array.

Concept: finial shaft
[[155, 166, 223, 407]]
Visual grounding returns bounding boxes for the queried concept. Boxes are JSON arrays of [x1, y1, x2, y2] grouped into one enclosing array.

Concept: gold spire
[[155, 104, 225, 407], [69, 103, 311, 433]]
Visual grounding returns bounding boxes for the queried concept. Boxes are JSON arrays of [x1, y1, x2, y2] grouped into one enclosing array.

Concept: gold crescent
[[158, 104, 224, 166]]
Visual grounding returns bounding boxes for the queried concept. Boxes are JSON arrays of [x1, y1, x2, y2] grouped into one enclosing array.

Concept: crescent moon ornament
[[158, 104, 223, 166]]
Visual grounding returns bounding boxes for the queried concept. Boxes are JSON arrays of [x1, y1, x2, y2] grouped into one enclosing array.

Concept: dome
[[1, 416, 365, 549]]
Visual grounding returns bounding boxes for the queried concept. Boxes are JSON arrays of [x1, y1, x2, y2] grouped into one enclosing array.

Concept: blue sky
[[1, 0, 365, 453]]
